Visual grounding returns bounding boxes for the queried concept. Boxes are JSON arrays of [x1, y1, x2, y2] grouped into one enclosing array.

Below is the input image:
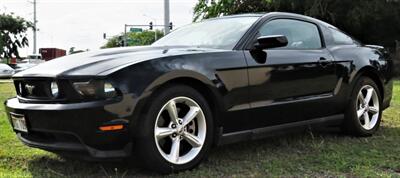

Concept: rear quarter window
[[330, 28, 355, 45]]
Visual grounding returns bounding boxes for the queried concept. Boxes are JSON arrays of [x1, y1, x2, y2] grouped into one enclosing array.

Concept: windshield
[[152, 17, 259, 50]]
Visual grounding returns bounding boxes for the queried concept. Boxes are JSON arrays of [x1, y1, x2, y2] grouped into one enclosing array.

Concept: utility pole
[[124, 24, 127, 47], [154, 25, 158, 41], [164, 0, 170, 35], [33, 0, 37, 54]]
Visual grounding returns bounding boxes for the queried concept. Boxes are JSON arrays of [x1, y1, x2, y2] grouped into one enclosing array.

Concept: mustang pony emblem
[[25, 84, 35, 95]]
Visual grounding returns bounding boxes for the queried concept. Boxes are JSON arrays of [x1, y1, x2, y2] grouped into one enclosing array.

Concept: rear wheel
[[343, 77, 382, 136], [135, 84, 214, 173]]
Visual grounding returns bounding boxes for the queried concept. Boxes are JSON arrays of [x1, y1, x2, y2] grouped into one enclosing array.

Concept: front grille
[[13, 78, 91, 103], [20, 131, 82, 144], [12, 78, 119, 104], [14, 79, 55, 99]]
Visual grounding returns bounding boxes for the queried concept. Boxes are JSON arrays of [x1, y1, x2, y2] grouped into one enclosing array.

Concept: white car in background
[[14, 61, 38, 73], [0, 63, 15, 79], [14, 54, 45, 73], [25, 54, 44, 64]]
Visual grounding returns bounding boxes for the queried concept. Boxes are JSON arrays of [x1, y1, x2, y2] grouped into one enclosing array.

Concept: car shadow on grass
[[26, 153, 158, 177], [25, 125, 400, 177]]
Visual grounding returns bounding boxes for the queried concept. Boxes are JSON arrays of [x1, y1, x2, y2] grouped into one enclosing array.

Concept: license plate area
[[10, 113, 28, 133]]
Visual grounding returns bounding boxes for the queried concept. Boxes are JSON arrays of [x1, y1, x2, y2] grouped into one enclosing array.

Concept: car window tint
[[330, 28, 354, 45], [258, 19, 322, 49]]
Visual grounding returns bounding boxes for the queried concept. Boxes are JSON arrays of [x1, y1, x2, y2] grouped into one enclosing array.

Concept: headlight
[[73, 81, 98, 96], [73, 80, 118, 99], [51, 81, 59, 97]]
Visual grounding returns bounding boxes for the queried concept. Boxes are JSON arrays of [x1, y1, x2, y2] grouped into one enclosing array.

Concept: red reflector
[[99, 125, 124, 131]]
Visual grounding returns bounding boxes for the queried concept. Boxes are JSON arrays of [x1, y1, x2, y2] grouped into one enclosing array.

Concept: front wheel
[[135, 84, 214, 173], [343, 77, 382, 136]]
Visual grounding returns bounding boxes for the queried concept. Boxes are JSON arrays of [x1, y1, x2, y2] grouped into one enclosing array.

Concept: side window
[[330, 28, 354, 45], [258, 19, 322, 49]]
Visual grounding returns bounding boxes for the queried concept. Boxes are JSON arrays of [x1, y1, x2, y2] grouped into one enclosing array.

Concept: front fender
[[143, 69, 216, 94]]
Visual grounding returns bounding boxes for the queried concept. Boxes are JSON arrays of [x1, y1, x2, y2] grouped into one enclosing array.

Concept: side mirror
[[254, 35, 288, 50]]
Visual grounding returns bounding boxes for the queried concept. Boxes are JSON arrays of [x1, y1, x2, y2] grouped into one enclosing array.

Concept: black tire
[[134, 84, 214, 173], [343, 77, 382, 136]]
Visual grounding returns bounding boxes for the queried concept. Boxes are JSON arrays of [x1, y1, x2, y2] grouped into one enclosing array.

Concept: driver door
[[244, 18, 339, 128]]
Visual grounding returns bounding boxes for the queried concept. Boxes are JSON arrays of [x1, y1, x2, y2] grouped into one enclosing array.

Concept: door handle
[[318, 57, 333, 67]]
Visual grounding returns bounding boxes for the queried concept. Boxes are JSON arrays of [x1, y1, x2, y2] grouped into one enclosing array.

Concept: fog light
[[104, 82, 117, 98]]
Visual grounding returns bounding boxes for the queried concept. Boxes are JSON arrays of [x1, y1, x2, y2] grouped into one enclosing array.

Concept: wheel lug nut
[[172, 133, 177, 137], [171, 124, 176, 128], [178, 120, 183, 124]]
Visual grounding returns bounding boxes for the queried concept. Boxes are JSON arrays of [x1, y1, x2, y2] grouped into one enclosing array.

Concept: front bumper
[[4, 97, 133, 159]]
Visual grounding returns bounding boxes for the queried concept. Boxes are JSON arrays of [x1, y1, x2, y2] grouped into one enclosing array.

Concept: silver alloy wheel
[[154, 96, 206, 165], [356, 85, 380, 130]]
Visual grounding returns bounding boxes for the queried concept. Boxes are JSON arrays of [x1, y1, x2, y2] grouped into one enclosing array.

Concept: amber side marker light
[[99, 124, 124, 131]]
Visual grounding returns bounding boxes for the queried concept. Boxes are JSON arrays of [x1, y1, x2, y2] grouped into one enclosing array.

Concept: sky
[[0, 0, 198, 56]]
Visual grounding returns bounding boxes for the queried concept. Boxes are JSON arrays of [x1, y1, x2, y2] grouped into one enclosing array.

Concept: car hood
[[13, 46, 225, 78], [16, 63, 37, 69]]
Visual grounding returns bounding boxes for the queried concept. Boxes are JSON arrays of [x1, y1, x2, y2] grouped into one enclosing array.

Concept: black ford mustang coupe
[[5, 12, 393, 173]]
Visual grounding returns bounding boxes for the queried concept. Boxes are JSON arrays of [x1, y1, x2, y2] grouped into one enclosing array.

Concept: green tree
[[102, 36, 122, 49], [193, 0, 270, 22], [102, 30, 164, 49], [193, 0, 400, 47], [69, 47, 86, 54], [69, 47, 75, 54], [0, 13, 32, 59]]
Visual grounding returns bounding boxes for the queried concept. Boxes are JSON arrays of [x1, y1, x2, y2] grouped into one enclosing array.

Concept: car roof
[[218, 13, 265, 18], [201, 13, 264, 22], [267, 12, 337, 28], [218, 12, 337, 29]]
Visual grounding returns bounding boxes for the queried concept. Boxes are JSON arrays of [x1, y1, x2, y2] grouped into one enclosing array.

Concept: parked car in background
[[4, 12, 393, 173], [0, 64, 15, 79], [13, 54, 44, 73], [14, 61, 39, 73], [24, 54, 45, 64]]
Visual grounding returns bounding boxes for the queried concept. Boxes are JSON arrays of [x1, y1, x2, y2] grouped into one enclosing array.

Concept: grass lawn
[[0, 79, 399, 177]]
